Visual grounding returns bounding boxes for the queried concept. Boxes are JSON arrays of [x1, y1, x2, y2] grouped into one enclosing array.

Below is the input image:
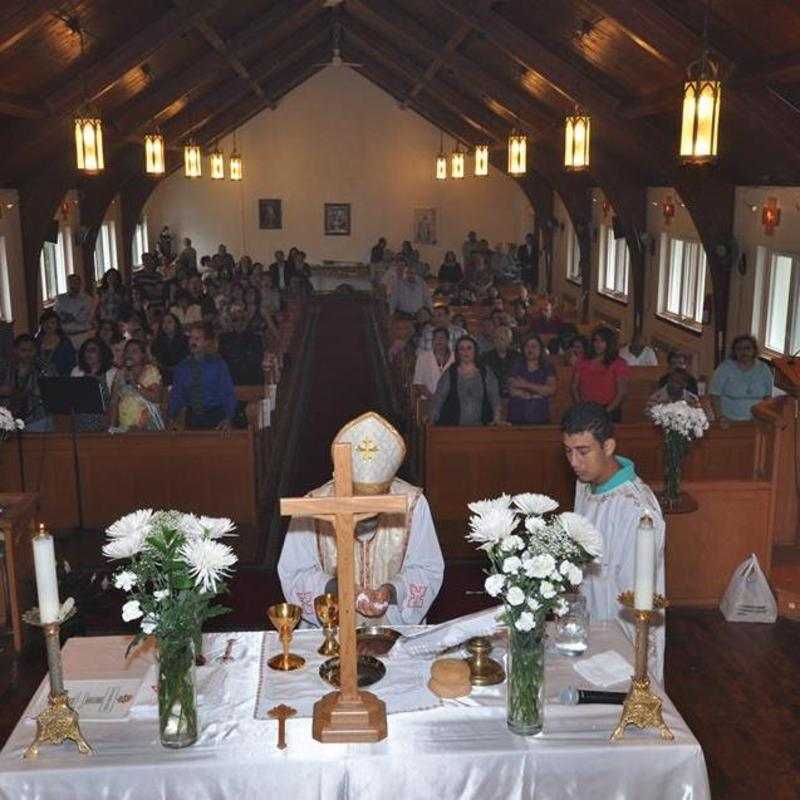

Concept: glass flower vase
[[157, 635, 198, 749], [663, 430, 689, 503], [506, 623, 546, 736]]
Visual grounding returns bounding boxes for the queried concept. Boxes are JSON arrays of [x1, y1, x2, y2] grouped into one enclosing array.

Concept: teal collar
[[591, 456, 636, 495]]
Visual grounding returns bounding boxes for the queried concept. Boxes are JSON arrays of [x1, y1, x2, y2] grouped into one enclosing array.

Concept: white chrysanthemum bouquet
[[0, 407, 24, 434], [648, 400, 709, 503], [103, 509, 238, 652], [467, 493, 602, 632]]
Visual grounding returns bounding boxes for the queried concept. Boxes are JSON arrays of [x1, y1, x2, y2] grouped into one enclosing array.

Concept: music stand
[[39, 377, 106, 530]]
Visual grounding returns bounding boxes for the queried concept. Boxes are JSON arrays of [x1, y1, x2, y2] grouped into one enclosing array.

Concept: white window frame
[[597, 224, 629, 303], [657, 233, 707, 330], [94, 220, 118, 280], [752, 246, 800, 357], [0, 236, 12, 321], [565, 223, 582, 285], [132, 217, 149, 270], [39, 225, 73, 304]]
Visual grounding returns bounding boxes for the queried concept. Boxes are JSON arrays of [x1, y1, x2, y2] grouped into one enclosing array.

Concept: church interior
[[0, 1, 799, 797]]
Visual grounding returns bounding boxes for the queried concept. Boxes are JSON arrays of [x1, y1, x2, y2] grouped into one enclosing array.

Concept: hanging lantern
[[508, 131, 527, 175], [435, 131, 447, 180], [679, 56, 721, 163], [451, 144, 465, 180], [474, 144, 489, 177], [229, 149, 243, 181], [210, 145, 225, 180], [144, 132, 165, 176], [74, 111, 105, 174], [184, 142, 202, 178], [564, 112, 590, 171]]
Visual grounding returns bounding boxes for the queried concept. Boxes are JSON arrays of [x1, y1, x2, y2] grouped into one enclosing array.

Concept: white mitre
[[332, 411, 406, 495]]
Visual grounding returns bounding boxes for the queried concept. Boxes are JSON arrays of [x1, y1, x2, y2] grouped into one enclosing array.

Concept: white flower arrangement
[[0, 407, 24, 434], [467, 493, 602, 631], [104, 509, 238, 648], [648, 400, 709, 441]]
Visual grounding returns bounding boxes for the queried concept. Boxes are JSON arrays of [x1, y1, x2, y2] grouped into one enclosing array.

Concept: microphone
[[558, 686, 627, 706]]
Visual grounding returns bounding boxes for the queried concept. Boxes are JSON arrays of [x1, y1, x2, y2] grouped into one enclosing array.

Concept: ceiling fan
[[314, 21, 363, 69]]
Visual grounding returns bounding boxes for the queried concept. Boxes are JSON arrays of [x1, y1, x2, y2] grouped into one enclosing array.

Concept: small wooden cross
[[267, 704, 296, 750], [280, 442, 407, 742]]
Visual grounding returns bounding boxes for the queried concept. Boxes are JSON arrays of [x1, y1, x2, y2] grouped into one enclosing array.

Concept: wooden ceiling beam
[[0, 90, 47, 119], [345, 0, 554, 132], [172, 0, 266, 101], [44, 0, 229, 115], [344, 25, 505, 144], [433, 0, 621, 110], [0, 0, 61, 56]]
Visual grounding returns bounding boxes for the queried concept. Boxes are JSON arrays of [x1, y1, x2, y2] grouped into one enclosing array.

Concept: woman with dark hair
[[96, 319, 121, 347], [150, 313, 189, 384], [564, 334, 589, 366], [431, 335, 502, 426], [35, 309, 76, 376], [111, 338, 164, 431], [507, 333, 557, 424], [437, 251, 463, 283], [571, 326, 629, 421], [709, 334, 773, 426], [70, 337, 112, 431], [96, 268, 126, 321]]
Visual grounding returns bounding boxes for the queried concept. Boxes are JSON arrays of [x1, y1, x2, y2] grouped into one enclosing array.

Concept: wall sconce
[[761, 197, 781, 236], [662, 195, 676, 225]]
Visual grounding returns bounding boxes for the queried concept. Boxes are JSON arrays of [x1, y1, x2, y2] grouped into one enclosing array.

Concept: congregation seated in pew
[[71, 337, 112, 432], [646, 367, 701, 411], [111, 338, 164, 431], [479, 324, 518, 401], [506, 333, 557, 425], [571, 326, 630, 422]]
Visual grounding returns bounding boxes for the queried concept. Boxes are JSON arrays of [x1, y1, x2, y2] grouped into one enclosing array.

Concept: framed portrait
[[259, 199, 282, 230], [414, 208, 437, 245], [324, 203, 351, 236]]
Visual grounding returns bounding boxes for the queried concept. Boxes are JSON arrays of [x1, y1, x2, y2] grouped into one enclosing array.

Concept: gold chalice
[[267, 603, 305, 671], [314, 594, 340, 656]]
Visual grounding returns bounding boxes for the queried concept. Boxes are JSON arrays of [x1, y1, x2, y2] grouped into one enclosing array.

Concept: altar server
[[278, 411, 444, 627], [561, 402, 666, 683]]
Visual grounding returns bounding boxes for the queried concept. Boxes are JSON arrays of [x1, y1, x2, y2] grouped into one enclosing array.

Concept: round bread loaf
[[428, 658, 472, 698], [428, 676, 472, 699]]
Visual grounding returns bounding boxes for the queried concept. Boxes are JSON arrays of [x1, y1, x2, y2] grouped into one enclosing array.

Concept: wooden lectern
[[279, 443, 407, 743], [773, 357, 800, 397]]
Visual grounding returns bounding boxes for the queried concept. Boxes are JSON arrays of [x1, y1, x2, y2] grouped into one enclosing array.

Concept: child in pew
[[646, 368, 701, 413]]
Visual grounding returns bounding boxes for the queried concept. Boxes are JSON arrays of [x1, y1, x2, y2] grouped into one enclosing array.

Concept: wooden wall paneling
[[664, 479, 774, 606], [19, 434, 79, 530]]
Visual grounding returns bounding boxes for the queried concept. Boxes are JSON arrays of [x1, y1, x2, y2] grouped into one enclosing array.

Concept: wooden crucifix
[[280, 442, 407, 743]]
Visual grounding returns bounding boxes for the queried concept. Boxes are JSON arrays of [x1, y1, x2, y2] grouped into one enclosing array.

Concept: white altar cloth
[[0, 624, 710, 800]]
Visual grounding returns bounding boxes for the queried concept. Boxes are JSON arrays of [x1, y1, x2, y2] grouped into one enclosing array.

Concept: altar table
[[0, 624, 710, 800]]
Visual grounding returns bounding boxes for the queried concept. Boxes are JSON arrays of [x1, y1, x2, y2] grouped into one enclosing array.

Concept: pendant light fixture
[[564, 109, 591, 171], [210, 144, 225, 180], [451, 140, 465, 180], [229, 130, 242, 181], [679, 1, 721, 164], [184, 140, 202, 178], [144, 131, 165, 176], [436, 131, 447, 180], [507, 130, 527, 176], [73, 26, 104, 174], [474, 144, 489, 177]]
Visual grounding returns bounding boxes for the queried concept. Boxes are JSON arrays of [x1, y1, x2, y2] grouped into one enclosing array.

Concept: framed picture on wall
[[324, 203, 351, 236], [414, 208, 437, 245], [259, 199, 282, 230]]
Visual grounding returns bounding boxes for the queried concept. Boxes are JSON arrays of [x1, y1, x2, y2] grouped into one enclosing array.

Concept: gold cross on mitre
[[355, 436, 379, 462], [279, 441, 407, 743]]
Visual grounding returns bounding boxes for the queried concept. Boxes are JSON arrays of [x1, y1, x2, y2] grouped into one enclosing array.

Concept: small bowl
[[356, 626, 401, 656]]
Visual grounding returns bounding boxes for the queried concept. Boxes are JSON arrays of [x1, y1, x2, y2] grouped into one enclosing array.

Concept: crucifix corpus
[[280, 441, 407, 743]]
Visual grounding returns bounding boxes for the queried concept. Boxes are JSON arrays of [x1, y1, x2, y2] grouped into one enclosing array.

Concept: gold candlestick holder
[[314, 594, 340, 657], [610, 591, 673, 742], [21, 605, 92, 758]]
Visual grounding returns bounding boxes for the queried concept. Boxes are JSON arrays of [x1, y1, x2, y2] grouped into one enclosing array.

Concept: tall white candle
[[633, 515, 656, 611], [32, 527, 60, 624]]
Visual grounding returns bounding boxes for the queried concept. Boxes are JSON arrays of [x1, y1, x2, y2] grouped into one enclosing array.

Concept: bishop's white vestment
[[574, 457, 666, 683], [278, 477, 444, 627]]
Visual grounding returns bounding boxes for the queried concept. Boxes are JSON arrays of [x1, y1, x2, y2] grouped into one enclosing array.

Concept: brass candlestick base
[[22, 606, 92, 759], [465, 636, 505, 686], [314, 594, 340, 657], [610, 592, 673, 742], [267, 602, 305, 672]]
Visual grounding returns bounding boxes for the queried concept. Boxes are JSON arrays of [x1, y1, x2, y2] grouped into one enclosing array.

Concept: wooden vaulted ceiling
[[2, 0, 800, 342]]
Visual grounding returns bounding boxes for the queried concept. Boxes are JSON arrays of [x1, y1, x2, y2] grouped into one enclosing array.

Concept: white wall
[[145, 68, 532, 267]]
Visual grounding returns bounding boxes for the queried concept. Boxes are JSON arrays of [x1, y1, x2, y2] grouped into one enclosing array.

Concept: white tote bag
[[719, 553, 777, 623]]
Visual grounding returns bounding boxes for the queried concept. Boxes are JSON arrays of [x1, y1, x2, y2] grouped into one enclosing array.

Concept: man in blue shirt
[[168, 323, 237, 430]]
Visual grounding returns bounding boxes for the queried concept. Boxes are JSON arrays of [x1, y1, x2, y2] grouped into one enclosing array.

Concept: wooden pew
[[424, 422, 769, 606]]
